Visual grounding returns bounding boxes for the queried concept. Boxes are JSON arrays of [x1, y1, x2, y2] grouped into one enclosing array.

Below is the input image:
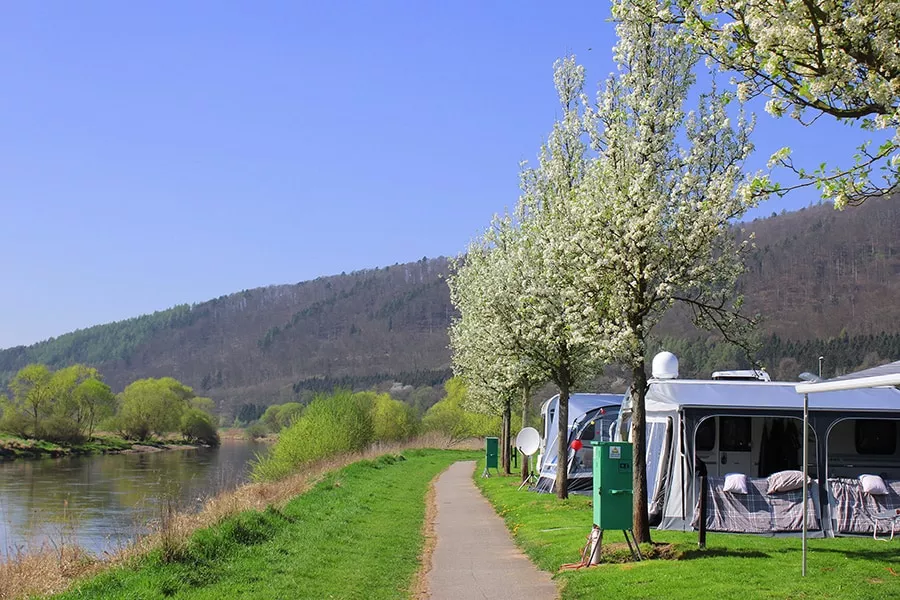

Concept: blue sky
[[0, 1, 874, 348]]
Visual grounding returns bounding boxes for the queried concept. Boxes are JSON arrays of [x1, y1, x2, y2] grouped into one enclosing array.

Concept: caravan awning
[[795, 360, 900, 394], [646, 379, 900, 413]]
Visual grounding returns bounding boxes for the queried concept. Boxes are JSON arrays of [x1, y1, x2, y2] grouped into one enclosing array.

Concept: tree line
[[0, 364, 219, 446], [447, 0, 898, 545], [653, 331, 900, 381]]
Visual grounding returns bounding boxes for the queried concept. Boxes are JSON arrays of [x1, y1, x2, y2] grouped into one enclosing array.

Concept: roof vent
[[652, 352, 679, 380], [711, 369, 771, 382]]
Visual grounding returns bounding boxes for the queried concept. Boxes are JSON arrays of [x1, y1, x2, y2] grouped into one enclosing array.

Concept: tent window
[[646, 421, 668, 502], [579, 424, 595, 441], [720, 417, 752, 452], [696, 419, 715, 452], [855, 420, 897, 455]]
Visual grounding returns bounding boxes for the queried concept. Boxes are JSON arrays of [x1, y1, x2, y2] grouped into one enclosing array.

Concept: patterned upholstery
[[692, 475, 820, 533], [829, 477, 900, 535]]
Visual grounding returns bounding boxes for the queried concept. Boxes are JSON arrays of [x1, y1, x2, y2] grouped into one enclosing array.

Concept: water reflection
[[0, 440, 267, 557]]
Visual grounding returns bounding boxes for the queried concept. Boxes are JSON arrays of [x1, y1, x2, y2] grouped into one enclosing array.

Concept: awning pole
[[802, 392, 808, 577]]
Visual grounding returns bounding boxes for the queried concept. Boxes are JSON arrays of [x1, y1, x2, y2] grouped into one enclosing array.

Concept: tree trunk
[[631, 362, 652, 543], [521, 385, 531, 482], [502, 399, 512, 475], [555, 382, 570, 499]]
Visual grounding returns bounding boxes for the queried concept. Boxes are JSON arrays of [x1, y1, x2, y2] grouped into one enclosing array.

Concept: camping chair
[[866, 507, 900, 541]]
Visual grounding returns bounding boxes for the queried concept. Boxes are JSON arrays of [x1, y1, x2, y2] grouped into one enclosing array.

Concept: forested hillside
[[2, 199, 898, 415]]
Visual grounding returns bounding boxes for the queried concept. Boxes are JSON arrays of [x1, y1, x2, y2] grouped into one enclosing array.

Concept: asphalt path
[[426, 461, 557, 600]]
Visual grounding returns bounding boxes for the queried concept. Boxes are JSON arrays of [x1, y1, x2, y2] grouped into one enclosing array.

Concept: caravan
[[619, 353, 900, 535], [534, 393, 622, 493]]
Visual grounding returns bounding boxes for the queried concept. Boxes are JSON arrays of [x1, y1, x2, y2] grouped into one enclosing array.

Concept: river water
[[0, 440, 268, 558]]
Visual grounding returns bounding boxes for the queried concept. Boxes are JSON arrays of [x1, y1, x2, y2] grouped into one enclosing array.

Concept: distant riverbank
[[0, 433, 200, 461]]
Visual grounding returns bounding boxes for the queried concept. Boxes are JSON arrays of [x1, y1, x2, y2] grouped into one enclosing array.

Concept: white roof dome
[[652, 351, 679, 380]]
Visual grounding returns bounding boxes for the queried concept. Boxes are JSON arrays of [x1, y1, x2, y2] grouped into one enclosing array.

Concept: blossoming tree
[[449, 57, 601, 497], [562, 0, 763, 541], [449, 230, 543, 475], [675, 0, 899, 207]]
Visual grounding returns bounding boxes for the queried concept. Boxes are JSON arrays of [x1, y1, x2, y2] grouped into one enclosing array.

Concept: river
[[0, 440, 268, 558]]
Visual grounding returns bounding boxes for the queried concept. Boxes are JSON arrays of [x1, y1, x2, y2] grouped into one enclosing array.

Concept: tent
[[533, 393, 622, 494], [618, 374, 900, 534]]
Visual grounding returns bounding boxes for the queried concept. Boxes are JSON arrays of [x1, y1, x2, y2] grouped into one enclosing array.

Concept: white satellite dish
[[516, 427, 541, 457]]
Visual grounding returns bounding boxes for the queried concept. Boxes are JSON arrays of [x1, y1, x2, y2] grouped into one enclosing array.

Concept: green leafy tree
[[9, 364, 53, 436], [117, 377, 193, 440], [260, 402, 304, 433], [189, 396, 215, 414], [260, 405, 283, 432], [72, 378, 116, 438]]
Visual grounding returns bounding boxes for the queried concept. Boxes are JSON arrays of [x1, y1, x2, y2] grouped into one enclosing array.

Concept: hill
[[1, 199, 898, 415]]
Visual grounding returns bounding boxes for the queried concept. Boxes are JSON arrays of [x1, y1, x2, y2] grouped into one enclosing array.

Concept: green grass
[[475, 465, 900, 599], [53, 449, 477, 600]]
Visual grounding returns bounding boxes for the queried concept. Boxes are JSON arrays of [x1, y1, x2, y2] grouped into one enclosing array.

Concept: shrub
[[421, 397, 501, 441], [245, 422, 268, 441], [36, 416, 85, 444], [252, 390, 375, 481], [180, 408, 220, 446], [0, 406, 31, 437], [371, 394, 418, 441], [260, 402, 304, 433]]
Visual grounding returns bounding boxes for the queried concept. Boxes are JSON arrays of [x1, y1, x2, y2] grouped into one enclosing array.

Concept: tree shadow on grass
[[679, 548, 771, 560], [800, 546, 900, 562]]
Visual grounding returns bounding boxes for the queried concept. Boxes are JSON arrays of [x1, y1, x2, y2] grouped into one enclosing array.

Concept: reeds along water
[[0, 433, 462, 600]]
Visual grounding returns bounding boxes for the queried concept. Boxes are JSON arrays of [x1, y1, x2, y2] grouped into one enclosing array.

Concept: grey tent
[[533, 393, 622, 494], [618, 363, 900, 535]]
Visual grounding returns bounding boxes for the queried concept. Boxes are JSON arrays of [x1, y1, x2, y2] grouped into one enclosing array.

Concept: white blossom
[[676, 0, 900, 206]]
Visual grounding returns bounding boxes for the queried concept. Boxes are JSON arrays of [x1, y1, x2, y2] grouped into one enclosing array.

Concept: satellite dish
[[516, 427, 541, 457]]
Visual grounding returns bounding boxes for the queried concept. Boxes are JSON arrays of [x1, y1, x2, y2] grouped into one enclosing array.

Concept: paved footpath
[[427, 461, 558, 600]]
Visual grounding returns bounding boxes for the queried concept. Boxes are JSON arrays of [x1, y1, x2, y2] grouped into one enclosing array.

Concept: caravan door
[[694, 417, 754, 476]]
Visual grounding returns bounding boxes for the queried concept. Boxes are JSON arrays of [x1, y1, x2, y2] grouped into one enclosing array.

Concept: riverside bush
[[421, 379, 504, 441], [180, 408, 220, 446], [370, 392, 418, 441], [252, 390, 378, 481]]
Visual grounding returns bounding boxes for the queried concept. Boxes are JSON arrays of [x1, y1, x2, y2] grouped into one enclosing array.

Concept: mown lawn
[[54, 449, 477, 600], [476, 465, 900, 600]]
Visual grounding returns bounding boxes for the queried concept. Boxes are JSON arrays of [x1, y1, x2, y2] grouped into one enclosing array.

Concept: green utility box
[[591, 441, 633, 530], [485, 437, 499, 470]]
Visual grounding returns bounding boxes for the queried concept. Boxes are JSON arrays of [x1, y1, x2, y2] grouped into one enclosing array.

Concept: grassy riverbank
[[52, 449, 475, 600], [0, 433, 198, 460], [475, 465, 900, 599]]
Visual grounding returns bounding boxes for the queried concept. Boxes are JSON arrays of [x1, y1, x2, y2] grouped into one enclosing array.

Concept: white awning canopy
[[795, 360, 900, 394], [645, 379, 900, 412]]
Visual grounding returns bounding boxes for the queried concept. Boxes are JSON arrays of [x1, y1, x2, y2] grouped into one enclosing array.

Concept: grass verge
[[50, 449, 476, 600], [475, 464, 900, 599]]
